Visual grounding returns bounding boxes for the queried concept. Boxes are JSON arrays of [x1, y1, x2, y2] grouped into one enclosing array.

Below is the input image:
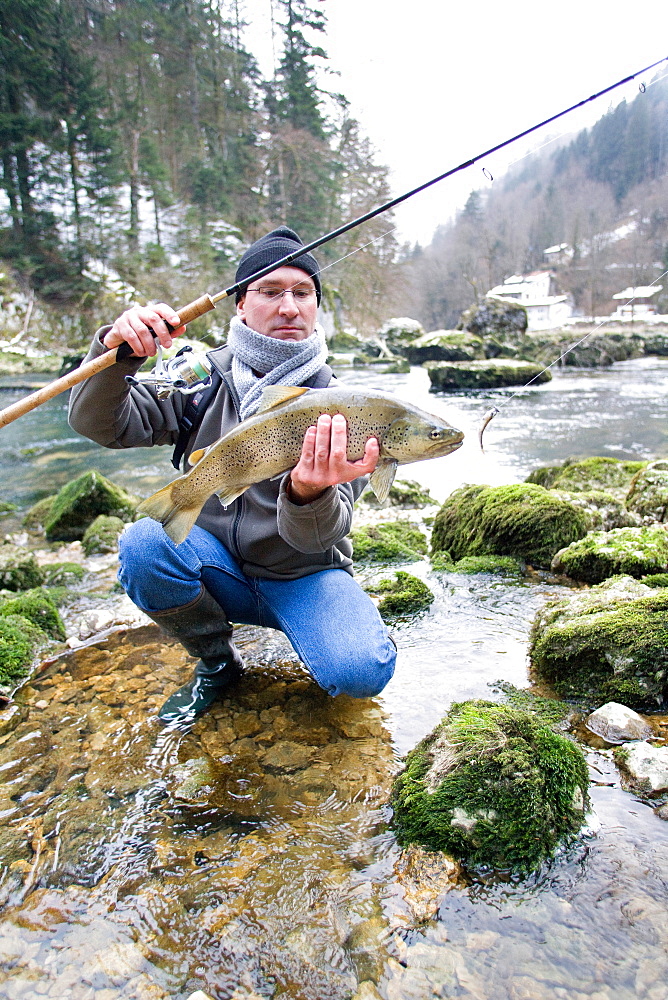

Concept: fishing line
[[478, 267, 668, 450]]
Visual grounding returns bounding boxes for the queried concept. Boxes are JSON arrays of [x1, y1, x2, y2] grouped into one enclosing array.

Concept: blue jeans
[[118, 518, 396, 698]]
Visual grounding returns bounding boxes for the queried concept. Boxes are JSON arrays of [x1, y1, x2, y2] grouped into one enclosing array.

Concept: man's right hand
[[102, 303, 186, 357]]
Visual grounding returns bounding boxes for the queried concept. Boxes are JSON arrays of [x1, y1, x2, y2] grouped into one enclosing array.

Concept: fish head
[[381, 412, 464, 464]]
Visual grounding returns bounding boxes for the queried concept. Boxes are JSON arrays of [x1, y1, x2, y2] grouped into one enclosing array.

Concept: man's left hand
[[288, 413, 379, 505]]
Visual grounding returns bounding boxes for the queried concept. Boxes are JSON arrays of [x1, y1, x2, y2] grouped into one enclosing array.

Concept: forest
[[1, 1, 667, 344]]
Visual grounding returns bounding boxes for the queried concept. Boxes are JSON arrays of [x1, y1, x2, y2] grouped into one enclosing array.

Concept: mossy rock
[[362, 478, 435, 510], [44, 470, 137, 542], [430, 551, 455, 571], [426, 359, 551, 391], [371, 571, 434, 619], [551, 489, 638, 532], [431, 484, 588, 569], [625, 460, 668, 522], [0, 588, 65, 640], [458, 299, 528, 342], [642, 573, 668, 588], [41, 562, 85, 587], [82, 514, 126, 555], [552, 526, 668, 583], [392, 700, 589, 873], [0, 614, 44, 691], [23, 495, 57, 532], [529, 578, 668, 709], [0, 501, 17, 516], [0, 544, 44, 591], [527, 457, 647, 498], [453, 555, 523, 576], [378, 317, 424, 354], [403, 330, 485, 365], [350, 520, 428, 563]]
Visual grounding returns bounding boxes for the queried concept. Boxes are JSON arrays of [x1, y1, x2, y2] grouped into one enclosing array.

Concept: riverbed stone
[[613, 742, 668, 796], [584, 702, 655, 743], [44, 470, 137, 542], [0, 544, 44, 591], [426, 358, 551, 391], [551, 525, 668, 583], [530, 576, 668, 709], [392, 700, 589, 872], [431, 483, 588, 568], [625, 460, 668, 522], [526, 456, 647, 498]]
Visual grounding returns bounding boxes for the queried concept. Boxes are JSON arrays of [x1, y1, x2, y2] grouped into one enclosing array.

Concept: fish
[[137, 384, 464, 544], [478, 405, 499, 452]]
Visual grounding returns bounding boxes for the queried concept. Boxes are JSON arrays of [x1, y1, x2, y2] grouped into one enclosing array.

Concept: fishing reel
[[125, 344, 213, 399]]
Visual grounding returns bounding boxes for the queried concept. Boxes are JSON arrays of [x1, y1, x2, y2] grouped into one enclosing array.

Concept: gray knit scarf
[[227, 315, 328, 420]]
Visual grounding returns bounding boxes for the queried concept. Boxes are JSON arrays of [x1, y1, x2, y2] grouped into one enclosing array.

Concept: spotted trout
[[137, 384, 464, 544]]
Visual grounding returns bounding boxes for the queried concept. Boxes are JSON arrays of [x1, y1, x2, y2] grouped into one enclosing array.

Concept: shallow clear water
[[1, 358, 668, 1000]]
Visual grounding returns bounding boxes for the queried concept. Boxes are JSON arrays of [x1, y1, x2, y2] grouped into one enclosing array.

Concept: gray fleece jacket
[[68, 330, 367, 580]]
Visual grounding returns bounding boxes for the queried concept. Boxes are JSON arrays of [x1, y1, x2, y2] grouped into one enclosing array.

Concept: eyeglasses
[[245, 286, 316, 302]]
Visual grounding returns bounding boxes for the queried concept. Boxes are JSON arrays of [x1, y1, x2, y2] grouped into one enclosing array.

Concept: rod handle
[[176, 294, 216, 326]]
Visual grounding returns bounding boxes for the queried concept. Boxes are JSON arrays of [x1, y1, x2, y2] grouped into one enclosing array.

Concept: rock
[[458, 298, 528, 343], [0, 543, 44, 590], [360, 478, 435, 510], [551, 526, 668, 583], [529, 577, 668, 709], [370, 571, 434, 619], [431, 483, 588, 569], [377, 317, 424, 355], [452, 555, 523, 575], [614, 742, 668, 796], [0, 587, 65, 639], [403, 330, 484, 364], [22, 495, 57, 531], [426, 358, 551, 391], [171, 756, 216, 802], [625, 460, 668, 522], [76, 608, 117, 639], [393, 844, 464, 922], [551, 489, 639, 531], [585, 702, 655, 743], [44, 470, 137, 542], [350, 520, 428, 563], [82, 514, 126, 555], [392, 700, 589, 873], [262, 741, 313, 773], [0, 614, 43, 692], [526, 456, 647, 498]]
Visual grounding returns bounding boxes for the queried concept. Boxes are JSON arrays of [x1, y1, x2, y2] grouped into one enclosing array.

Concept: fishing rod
[[1, 53, 666, 430]]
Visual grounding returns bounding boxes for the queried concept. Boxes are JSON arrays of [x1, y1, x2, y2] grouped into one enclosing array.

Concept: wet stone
[[261, 740, 314, 773]]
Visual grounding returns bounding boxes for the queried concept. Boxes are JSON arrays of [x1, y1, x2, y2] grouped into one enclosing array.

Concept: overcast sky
[[245, 0, 668, 246]]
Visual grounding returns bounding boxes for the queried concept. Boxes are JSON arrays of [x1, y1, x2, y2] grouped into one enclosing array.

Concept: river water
[[0, 358, 668, 1000]]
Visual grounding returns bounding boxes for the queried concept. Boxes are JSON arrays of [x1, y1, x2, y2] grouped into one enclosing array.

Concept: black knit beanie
[[234, 225, 321, 304]]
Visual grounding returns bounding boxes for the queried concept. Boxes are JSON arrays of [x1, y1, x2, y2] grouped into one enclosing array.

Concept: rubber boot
[[144, 587, 243, 725]]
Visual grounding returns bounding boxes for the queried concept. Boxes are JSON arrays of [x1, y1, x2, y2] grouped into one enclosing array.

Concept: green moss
[[392, 701, 589, 873], [41, 562, 85, 587], [0, 545, 43, 591], [642, 573, 668, 588], [430, 551, 455, 571], [0, 501, 17, 516], [552, 526, 668, 583], [490, 681, 573, 727], [552, 457, 646, 495], [351, 520, 428, 563], [0, 588, 65, 640], [427, 359, 551, 392], [363, 478, 435, 509], [44, 471, 137, 542], [453, 555, 523, 576], [82, 514, 125, 555], [0, 614, 43, 687], [22, 495, 57, 531], [431, 484, 588, 568], [530, 589, 668, 709], [625, 461, 668, 521], [371, 571, 434, 619]]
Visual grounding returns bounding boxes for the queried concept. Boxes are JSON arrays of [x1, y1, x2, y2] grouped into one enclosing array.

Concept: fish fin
[[136, 482, 203, 545], [187, 446, 208, 466], [254, 385, 310, 414], [369, 459, 398, 504], [215, 484, 250, 508]]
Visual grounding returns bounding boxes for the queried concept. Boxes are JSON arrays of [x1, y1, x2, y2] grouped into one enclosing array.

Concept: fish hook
[[478, 406, 500, 452]]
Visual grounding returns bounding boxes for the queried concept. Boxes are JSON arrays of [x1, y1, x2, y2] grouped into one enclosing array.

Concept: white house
[[611, 285, 663, 320], [486, 271, 573, 331]]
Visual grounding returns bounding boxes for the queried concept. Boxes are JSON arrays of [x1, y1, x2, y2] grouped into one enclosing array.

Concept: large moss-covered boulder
[[392, 701, 589, 873], [0, 544, 43, 591], [431, 484, 588, 568], [529, 576, 668, 709], [0, 614, 44, 693], [82, 514, 126, 555], [350, 521, 428, 563], [527, 457, 647, 497], [23, 495, 57, 532], [427, 359, 551, 391], [403, 330, 484, 365], [377, 317, 424, 355], [44, 470, 137, 542], [625, 461, 668, 522], [0, 588, 65, 640], [552, 526, 668, 583], [458, 299, 528, 343]]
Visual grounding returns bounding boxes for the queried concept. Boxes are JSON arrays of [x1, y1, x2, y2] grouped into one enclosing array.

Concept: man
[[69, 226, 396, 725]]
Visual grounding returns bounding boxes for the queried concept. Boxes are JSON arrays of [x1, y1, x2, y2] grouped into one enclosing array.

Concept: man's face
[[236, 266, 318, 341]]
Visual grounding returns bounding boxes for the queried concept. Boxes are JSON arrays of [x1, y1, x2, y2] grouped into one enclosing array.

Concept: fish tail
[[136, 482, 203, 545]]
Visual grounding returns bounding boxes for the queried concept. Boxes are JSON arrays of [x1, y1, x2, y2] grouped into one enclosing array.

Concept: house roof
[[612, 286, 662, 299]]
